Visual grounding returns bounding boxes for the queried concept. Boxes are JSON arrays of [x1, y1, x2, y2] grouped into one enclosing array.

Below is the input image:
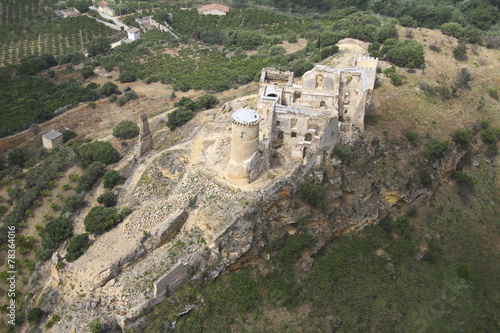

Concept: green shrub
[[50, 203, 59, 211], [297, 183, 327, 209], [394, 216, 410, 236], [441, 22, 463, 38], [97, 191, 117, 207], [489, 86, 499, 99], [99, 82, 118, 97], [103, 170, 126, 189], [120, 207, 133, 219], [379, 214, 392, 233], [383, 65, 397, 75], [27, 307, 43, 324], [87, 318, 102, 333], [62, 194, 85, 213], [376, 24, 398, 43], [84, 206, 121, 235], [405, 131, 418, 144], [453, 44, 468, 61], [425, 140, 450, 160], [81, 67, 95, 79], [87, 36, 110, 57], [481, 128, 500, 145], [420, 169, 433, 187], [0, 205, 7, 217], [76, 141, 120, 169], [116, 96, 127, 106], [195, 94, 219, 110], [166, 107, 194, 131], [65, 233, 91, 262], [45, 314, 61, 329], [452, 129, 470, 148], [62, 130, 77, 143], [455, 68, 472, 89], [390, 73, 404, 86], [75, 162, 106, 193], [38, 217, 72, 260], [119, 70, 137, 83], [333, 144, 353, 164], [113, 120, 139, 139], [383, 40, 425, 68], [399, 15, 417, 28], [368, 41, 381, 57], [452, 171, 474, 191]]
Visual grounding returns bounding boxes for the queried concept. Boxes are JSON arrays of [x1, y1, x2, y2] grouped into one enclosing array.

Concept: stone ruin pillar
[[137, 113, 153, 157]]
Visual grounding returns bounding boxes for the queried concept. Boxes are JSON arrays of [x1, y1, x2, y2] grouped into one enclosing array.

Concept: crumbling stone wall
[[137, 113, 153, 157]]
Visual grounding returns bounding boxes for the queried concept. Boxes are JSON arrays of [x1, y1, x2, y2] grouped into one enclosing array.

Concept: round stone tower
[[225, 109, 261, 184]]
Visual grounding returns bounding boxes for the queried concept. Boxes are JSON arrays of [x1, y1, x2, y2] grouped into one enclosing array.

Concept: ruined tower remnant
[[225, 109, 268, 185], [137, 113, 153, 157]]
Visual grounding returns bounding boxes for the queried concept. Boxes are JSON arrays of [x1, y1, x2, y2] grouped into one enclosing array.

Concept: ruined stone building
[[225, 56, 378, 184]]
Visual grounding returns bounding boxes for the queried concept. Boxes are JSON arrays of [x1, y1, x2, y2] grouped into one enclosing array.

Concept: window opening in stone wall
[[291, 132, 297, 138], [241, 132, 247, 138], [305, 133, 312, 141], [303, 147, 308, 158], [278, 131, 284, 141], [276, 120, 281, 127], [320, 101, 326, 107], [316, 74, 324, 89]]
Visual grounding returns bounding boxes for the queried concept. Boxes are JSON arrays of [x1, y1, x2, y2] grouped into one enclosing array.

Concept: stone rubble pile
[[124, 170, 238, 238]]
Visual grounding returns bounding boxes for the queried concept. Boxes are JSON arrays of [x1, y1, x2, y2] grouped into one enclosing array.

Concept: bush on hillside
[[297, 183, 327, 209], [382, 39, 425, 68], [452, 130, 471, 148], [76, 141, 120, 169], [62, 130, 77, 143], [405, 131, 418, 145], [113, 120, 139, 139], [38, 217, 72, 260], [453, 44, 468, 61], [166, 107, 194, 131], [103, 170, 126, 189], [84, 206, 121, 235], [81, 67, 95, 79], [97, 191, 117, 207], [425, 140, 450, 160], [62, 194, 85, 214], [65, 233, 91, 261], [75, 162, 106, 193]]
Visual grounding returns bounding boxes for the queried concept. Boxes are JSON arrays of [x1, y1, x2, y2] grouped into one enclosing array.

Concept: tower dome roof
[[232, 108, 261, 126]]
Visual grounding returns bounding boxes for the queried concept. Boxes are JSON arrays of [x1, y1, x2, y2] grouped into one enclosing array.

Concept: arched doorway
[[305, 133, 312, 142]]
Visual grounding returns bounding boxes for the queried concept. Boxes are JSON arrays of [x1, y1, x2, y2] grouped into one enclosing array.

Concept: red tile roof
[[200, 4, 229, 13], [98, 1, 108, 8]]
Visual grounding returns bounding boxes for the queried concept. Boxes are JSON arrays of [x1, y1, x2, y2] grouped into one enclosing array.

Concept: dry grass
[[370, 27, 500, 140]]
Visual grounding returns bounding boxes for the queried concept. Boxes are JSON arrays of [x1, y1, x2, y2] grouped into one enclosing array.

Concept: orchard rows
[[0, 15, 114, 65]]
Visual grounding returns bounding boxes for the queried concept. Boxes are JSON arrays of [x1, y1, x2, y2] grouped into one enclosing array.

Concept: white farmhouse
[[200, 4, 229, 16]]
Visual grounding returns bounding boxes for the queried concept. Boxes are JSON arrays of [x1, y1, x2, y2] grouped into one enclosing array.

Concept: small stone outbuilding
[[42, 130, 63, 149]]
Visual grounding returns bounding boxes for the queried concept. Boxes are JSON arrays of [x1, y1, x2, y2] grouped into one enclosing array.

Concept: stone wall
[[137, 113, 153, 157]]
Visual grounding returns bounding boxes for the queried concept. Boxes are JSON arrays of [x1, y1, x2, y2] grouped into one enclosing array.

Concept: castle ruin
[[225, 56, 378, 184], [137, 113, 154, 157]]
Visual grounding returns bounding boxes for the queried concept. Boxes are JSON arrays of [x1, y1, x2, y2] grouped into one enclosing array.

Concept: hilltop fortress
[[225, 56, 378, 185]]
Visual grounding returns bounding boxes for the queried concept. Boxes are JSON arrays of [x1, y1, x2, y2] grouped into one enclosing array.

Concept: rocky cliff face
[[213, 132, 471, 279], [43, 129, 475, 332]]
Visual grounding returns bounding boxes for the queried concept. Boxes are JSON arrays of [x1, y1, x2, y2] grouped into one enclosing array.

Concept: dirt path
[[324, 38, 371, 69]]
